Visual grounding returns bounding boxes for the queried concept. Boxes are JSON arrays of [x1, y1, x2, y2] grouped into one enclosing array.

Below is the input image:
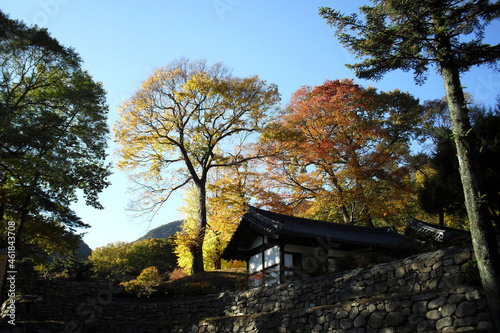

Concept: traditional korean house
[[403, 217, 470, 244], [221, 206, 412, 287]]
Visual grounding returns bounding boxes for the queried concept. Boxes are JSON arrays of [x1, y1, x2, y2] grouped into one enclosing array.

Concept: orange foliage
[[258, 79, 414, 225]]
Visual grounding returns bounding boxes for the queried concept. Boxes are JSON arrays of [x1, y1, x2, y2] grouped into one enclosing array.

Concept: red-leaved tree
[[258, 79, 418, 226]]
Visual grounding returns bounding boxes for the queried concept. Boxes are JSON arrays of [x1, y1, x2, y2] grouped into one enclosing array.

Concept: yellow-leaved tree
[[115, 59, 280, 274], [175, 164, 251, 272]]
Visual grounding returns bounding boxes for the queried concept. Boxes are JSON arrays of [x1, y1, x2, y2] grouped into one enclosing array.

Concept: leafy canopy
[[0, 10, 111, 256], [259, 79, 422, 225], [320, 0, 500, 83], [114, 58, 280, 219], [89, 238, 177, 279]]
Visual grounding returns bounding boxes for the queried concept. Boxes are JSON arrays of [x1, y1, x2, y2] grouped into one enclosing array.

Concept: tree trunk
[[442, 65, 500, 331], [14, 192, 32, 247], [191, 183, 207, 275], [340, 205, 351, 224], [213, 234, 222, 270], [365, 214, 374, 227]]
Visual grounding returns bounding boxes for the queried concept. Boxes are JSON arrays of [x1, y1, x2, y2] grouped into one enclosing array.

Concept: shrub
[[121, 266, 163, 297], [35, 253, 91, 281], [184, 281, 212, 295], [90, 237, 177, 280], [169, 267, 189, 281]]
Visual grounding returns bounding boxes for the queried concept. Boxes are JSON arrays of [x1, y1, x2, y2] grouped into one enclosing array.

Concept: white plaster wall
[[248, 236, 267, 250], [264, 246, 280, 268], [248, 253, 262, 273]]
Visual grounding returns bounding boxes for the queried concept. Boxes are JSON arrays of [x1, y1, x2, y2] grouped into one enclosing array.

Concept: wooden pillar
[[279, 242, 285, 283]]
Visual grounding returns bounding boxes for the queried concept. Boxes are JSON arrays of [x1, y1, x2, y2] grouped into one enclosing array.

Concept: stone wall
[[1, 242, 493, 332], [25, 279, 121, 297]]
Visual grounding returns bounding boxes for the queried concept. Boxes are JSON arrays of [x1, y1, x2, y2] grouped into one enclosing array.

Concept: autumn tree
[[320, 1, 500, 327], [0, 11, 110, 300], [89, 242, 131, 279], [89, 238, 177, 279], [201, 163, 250, 270], [115, 59, 280, 274], [259, 79, 422, 226]]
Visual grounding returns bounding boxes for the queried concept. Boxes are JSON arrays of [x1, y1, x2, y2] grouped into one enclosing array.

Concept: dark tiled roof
[[403, 217, 470, 242], [222, 206, 412, 260]]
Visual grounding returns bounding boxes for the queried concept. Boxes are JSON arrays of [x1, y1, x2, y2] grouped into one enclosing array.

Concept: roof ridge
[[248, 206, 397, 234], [247, 206, 282, 228]]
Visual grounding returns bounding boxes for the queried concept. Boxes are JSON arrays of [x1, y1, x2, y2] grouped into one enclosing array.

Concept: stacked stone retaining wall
[[1, 242, 493, 332]]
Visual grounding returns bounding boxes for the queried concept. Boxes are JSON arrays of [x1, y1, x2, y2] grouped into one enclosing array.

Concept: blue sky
[[2, 1, 499, 249]]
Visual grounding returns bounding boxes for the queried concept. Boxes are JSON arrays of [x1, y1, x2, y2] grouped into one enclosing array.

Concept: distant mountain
[[77, 241, 93, 260], [135, 220, 183, 242], [47, 240, 92, 261]]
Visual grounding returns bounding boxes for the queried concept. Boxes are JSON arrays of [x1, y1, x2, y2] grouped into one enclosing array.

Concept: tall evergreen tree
[[320, 1, 500, 327]]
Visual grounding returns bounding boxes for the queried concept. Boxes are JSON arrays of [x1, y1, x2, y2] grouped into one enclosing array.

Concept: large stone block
[[455, 301, 477, 317], [385, 312, 407, 326], [436, 317, 453, 330], [335, 310, 349, 319], [354, 314, 367, 328], [448, 294, 466, 304], [453, 251, 471, 265], [425, 309, 441, 320], [412, 301, 428, 314], [428, 296, 447, 309], [368, 311, 385, 328], [339, 318, 353, 330], [442, 303, 457, 317], [439, 274, 465, 289]]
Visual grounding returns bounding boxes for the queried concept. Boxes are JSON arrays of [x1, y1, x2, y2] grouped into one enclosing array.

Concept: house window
[[264, 246, 279, 268], [263, 246, 280, 286], [248, 245, 281, 287]]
